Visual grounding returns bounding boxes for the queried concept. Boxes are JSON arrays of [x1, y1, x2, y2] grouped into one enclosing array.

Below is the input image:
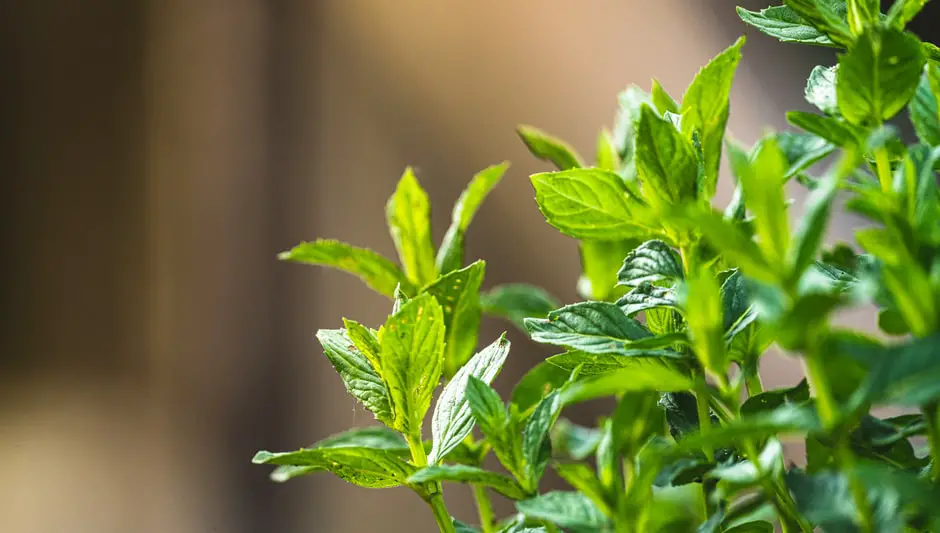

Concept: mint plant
[[253, 1, 940, 531]]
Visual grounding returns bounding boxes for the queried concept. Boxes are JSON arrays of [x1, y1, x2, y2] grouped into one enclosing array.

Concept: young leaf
[[804, 65, 839, 115], [680, 269, 726, 375], [846, 0, 879, 35], [316, 328, 394, 425], [428, 335, 511, 464], [517, 125, 584, 171], [522, 391, 562, 488], [343, 319, 383, 374], [480, 283, 560, 330], [530, 168, 652, 240], [836, 26, 927, 125], [612, 86, 654, 172], [436, 163, 509, 273], [279, 239, 412, 297], [524, 301, 652, 354], [680, 37, 745, 199], [651, 79, 680, 114], [423, 260, 486, 375], [737, 138, 791, 267], [616, 282, 679, 316], [853, 332, 940, 407], [887, 0, 930, 28], [516, 491, 611, 532], [909, 65, 940, 146], [618, 240, 684, 287], [736, 5, 835, 46], [635, 104, 699, 205], [596, 129, 621, 172], [380, 293, 446, 434], [252, 446, 416, 488], [386, 167, 438, 286], [409, 465, 529, 500]]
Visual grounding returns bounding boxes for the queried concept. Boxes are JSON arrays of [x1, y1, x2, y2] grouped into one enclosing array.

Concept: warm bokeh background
[[2, 2, 936, 532]]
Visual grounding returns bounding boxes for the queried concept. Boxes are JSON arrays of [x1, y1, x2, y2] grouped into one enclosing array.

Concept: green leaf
[[530, 168, 651, 240], [736, 138, 790, 267], [836, 26, 927, 125], [480, 283, 560, 331], [660, 391, 704, 441], [611, 390, 664, 454], [386, 167, 438, 286], [617, 240, 684, 286], [651, 78, 680, 114], [887, 0, 930, 28], [423, 260, 486, 375], [786, 110, 868, 147], [736, 5, 835, 46], [772, 131, 836, 177], [853, 332, 940, 407], [846, 0, 879, 35], [522, 391, 562, 488], [788, 172, 838, 279], [673, 404, 821, 454], [252, 446, 416, 488], [551, 419, 602, 460], [724, 522, 775, 533], [380, 293, 446, 434], [553, 463, 612, 516], [680, 37, 745, 199], [278, 239, 412, 298], [467, 376, 524, 478], [579, 239, 639, 301], [910, 65, 940, 146], [429, 334, 510, 464], [681, 269, 726, 375], [635, 104, 699, 205], [517, 125, 584, 171], [558, 355, 695, 405], [409, 465, 529, 500], [784, 0, 853, 46], [343, 318, 384, 375], [511, 361, 573, 413], [805, 65, 839, 115], [709, 438, 784, 487], [720, 270, 758, 341], [436, 163, 509, 273], [596, 129, 621, 172], [516, 491, 611, 533], [741, 379, 810, 415], [316, 328, 394, 425], [525, 302, 652, 355], [616, 283, 680, 316]]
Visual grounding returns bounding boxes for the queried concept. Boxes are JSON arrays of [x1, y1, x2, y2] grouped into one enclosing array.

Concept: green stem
[[874, 146, 893, 193], [428, 493, 458, 533], [744, 365, 764, 397], [407, 434, 456, 533], [924, 402, 940, 484], [471, 485, 495, 533]]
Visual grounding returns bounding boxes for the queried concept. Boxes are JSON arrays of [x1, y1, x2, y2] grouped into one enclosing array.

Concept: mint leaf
[[772, 131, 836, 177], [805, 65, 839, 115], [467, 376, 524, 479], [311, 426, 409, 452], [558, 356, 694, 405], [429, 334, 511, 464], [511, 362, 574, 413], [380, 293, 446, 434], [887, 0, 930, 28], [516, 491, 611, 532], [409, 465, 529, 500], [788, 173, 838, 279], [316, 328, 394, 425], [423, 261, 486, 375], [741, 380, 810, 415], [635, 104, 699, 205], [786, 110, 868, 147], [480, 283, 560, 330], [552, 419, 602, 461], [522, 391, 563, 489], [680, 269, 726, 375], [784, 0, 853, 46], [530, 168, 652, 240], [252, 446, 416, 488], [736, 5, 835, 46], [553, 463, 612, 516], [736, 137, 790, 266], [524, 301, 652, 354], [651, 79, 680, 114], [596, 129, 621, 172], [279, 239, 412, 297], [617, 239, 683, 286], [437, 163, 509, 273], [909, 65, 940, 146], [836, 26, 926, 125], [386, 167, 438, 286], [854, 333, 940, 407], [709, 438, 784, 487], [616, 283, 679, 316], [673, 404, 821, 453], [579, 239, 639, 301], [517, 125, 584, 170], [846, 0, 879, 35], [680, 37, 745, 199], [343, 319, 383, 375]]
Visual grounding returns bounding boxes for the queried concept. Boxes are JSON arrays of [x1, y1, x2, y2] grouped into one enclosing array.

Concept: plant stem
[[924, 402, 940, 484], [471, 485, 495, 533], [744, 365, 764, 396], [874, 145, 893, 193], [407, 434, 457, 533]]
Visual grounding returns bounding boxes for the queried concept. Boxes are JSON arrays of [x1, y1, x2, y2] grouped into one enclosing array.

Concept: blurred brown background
[[1, 1, 936, 532]]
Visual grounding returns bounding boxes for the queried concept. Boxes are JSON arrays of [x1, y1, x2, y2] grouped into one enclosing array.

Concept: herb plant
[[253, 1, 940, 531]]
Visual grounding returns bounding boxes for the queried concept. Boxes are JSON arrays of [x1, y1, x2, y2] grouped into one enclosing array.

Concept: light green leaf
[[423, 261, 486, 375], [636, 104, 699, 205], [788, 172, 838, 279], [772, 131, 836, 178], [853, 333, 940, 407], [909, 65, 940, 146], [530, 168, 651, 240], [522, 391, 562, 489], [680, 269, 725, 375], [554, 463, 611, 516], [595, 129, 621, 172], [784, 0, 853, 46], [409, 465, 529, 500], [724, 522, 774, 533], [736, 5, 835, 46], [651, 79, 680, 114], [252, 446, 416, 488], [805, 65, 839, 115], [680, 37, 745, 199], [343, 319, 383, 375], [737, 137, 791, 267], [380, 293, 446, 434], [316, 328, 394, 425], [524, 301, 652, 354], [677, 404, 821, 454], [279, 239, 412, 297], [517, 125, 584, 171], [846, 0, 879, 35], [429, 335, 511, 464], [386, 167, 438, 286], [612, 86, 654, 176], [265, 426, 410, 482], [578, 239, 639, 301], [517, 491, 611, 533], [786, 110, 868, 147], [436, 163, 509, 273], [480, 283, 560, 330], [836, 26, 926, 125], [887, 0, 930, 28], [617, 240, 683, 286]]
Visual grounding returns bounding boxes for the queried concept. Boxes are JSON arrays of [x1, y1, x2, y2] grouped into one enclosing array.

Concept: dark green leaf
[[525, 302, 651, 354], [466, 376, 523, 478], [278, 239, 412, 297], [252, 446, 416, 488], [423, 261, 486, 375], [805, 65, 839, 114], [837, 26, 927, 125], [617, 240, 684, 286], [316, 328, 394, 425], [909, 65, 940, 146], [660, 391, 703, 440], [530, 168, 652, 240], [429, 334, 510, 464], [379, 293, 446, 434], [409, 465, 529, 500], [517, 125, 584, 171], [736, 5, 835, 46], [720, 271, 757, 341], [853, 332, 940, 407], [616, 283, 679, 316], [635, 104, 699, 205], [741, 379, 810, 415], [522, 391, 562, 489], [480, 283, 561, 331], [516, 491, 611, 533], [436, 163, 509, 273]]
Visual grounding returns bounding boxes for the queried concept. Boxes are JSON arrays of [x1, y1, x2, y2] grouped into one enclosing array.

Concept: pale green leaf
[[651, 78, 680, 114], [279, 239, 412, 297], [680, 269, 725, 374], [887, 0, 930, 28], [343, 319, 383, 375], [786, 110, 868, 147], [436, 163, 509, 273], [579, 239, 639, 301], [805, 65, 839, 115], [386, 167, 438, 286], [788, 173, 838, 279], [522, 391, 563, 489], [517, 125, 583, 171], [784, 0, 853, 46], [558, 355, 695, 405], [737, 137, 791, 266], [846, 0, 879, 35], [636, 104, 699, 205], [595, 129, 621, 172]]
